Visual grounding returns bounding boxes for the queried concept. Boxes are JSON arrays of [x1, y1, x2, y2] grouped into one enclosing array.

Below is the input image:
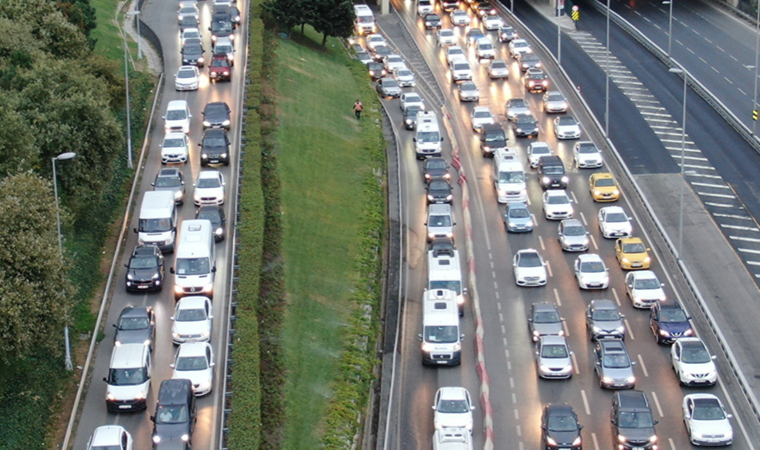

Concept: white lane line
[[590, 234, 598, 250], [494, 281, 498, 289], [499, 313, 504, 322], [716, 45, 725, 52], [512, 392, 517, 404], [539, 235, 545, 250], [725, 77, 734, 85], [531, 213, 537, 224], [501, 324, 506, 334], [706, 202, 737, 208], [681, 156, 709, 161], [637, 354, 649, 377], [697, 192, 736, 199], [492, 270, 496, 279], [554, 288, 561, 306], [643, 16, 651, 23], [570, 190, 578, 204], [514, 409, 519, 420], [651, 391, 665, 418], [592, 433, 600, 450], [692, 182, 729, 189], [625, 319, 635, 340], [739, 248, 760, 255], [684, 164, 716, 170], [705, 37, 713, 44], [721, 224, 759, 232], [739, 87, 748, 96], [612, 287, 621, 306], [730, 54, 738, 62], [572, 352, 580, 376], [581, 389, 591, 415], [547, 261, 554, 278], [747, 261, 760, 266], [496, 302, 501, 310], [714, 213, 753, 220], [712, 66, 720, 74], [730, 236, 760, 243], [515, 423, 521, 436], [580, 211, 587, 226], [509, 377, 515, 388], [669, 438, 677, 450], [693, 29, 701, 36], [687, 173, 723, 179], [495, 291, 500, 299], [699, 56, 708, 64], [687, 47, 695, 55], [562, 321, 570, 338], [519, 442, 524, 450]]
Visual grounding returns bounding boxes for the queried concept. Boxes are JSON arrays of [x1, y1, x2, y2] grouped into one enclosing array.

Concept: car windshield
[[547, 93, 564, 102], [468, 30, 484, 38], [577, 144, 597, 153], [634, 278, 660, 289], [454, 10, 466, 16], [603, 353, 630, 368], [177, 70, 196, 79], [453, 62, 469, 70], [156, 405, 190, 424], [108, 368, 147, 386], [429, 181, 449, 191], [440, 30, 454, 36], [176, 257, 210, 275], [623, 243, 646, 253], [660, 308, 688, 322], [543, 165, 563, 174], [397, 70, 413, 77], [484, 131, 505, 141], [429, 280, 461, 294], [541, 344, 568, 358], [197, 210, 221, 223], [181, 16, 197, 25], [499, 171, 524, 183], [532, 146, 551, 156], [581, 261, 605, 273], [184, 30, 200, 38], [156, 176, 182, 188], [166, 110, 187, 121], [176, 355, 208, 371], [216, 44, 233, 53], [509, 208, 529, 218], [405, 107, 421, 118], [211, 21, 233, 32], [606, 212, 628, 223], [509, 99, 527, 108], [427, 159, 447, 170], [197, 177, 221, 189], [130, 256, 158, 270], [557, 117, 577, 125], [418, 131, 440, 143], [564, 225, 585, 236], [548, 414, 577, 432], [491, 61, 507, 69], [473, 111, 492, 119], [533, 310, 559, 323], [405, 95, 421, 103], [438, 398, 469, 413], [357, 16, 373, 24], [516, 116, 535, 125], [184, 45, 202, 55], [204, 137, 227, 147], [383, 80, 399, 88], [429, 215, 452, 227], [424, 325, 459, 343], [547, 195, 569, 205], [592, 308, 620, 321], [118, 316, 149, 330], [211, 58, 230, 67], [681, 345, 711, 364], [514, 41, 529, 48], [521, 54, 538, 62], [618, 411, 654, 428], [427, 14, 440, 20], [595, 178, 616, 187], [164, 138, 186, 149], [478, 42, 493, 50], [449, 49, 464, 57], [461, 82, 476, 91], [519, 253, 542, 268], [693, 404, 726, 421], [176, 308, 207, 322], [180, 7, 196, 15], [139, 218, 172, 233]]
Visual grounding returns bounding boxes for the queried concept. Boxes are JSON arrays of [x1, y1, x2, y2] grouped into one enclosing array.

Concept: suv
[[650, 301, 693, 344], [125, 245, 165, 292], [151, 379, 196, 448], [611, 390, 658, 450], [208, 53, 232, 82], [594, 339, 636, 389], [202, 101, 232, 130], [199, 128, 231, 166], [479, 123, 507, 157], [538, 155, 567, 189]]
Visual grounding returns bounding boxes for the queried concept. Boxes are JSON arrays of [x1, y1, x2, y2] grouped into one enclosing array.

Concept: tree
[[263, 0, 303, 35], [0, 172, 74, 362], [311, 0, 355, 46]]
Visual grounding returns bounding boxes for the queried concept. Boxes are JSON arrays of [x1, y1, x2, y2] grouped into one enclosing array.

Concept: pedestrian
[[353, 99, 363, 119]]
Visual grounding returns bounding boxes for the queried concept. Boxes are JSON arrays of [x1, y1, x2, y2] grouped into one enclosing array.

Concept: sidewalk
[[123, 0, 162, 75]]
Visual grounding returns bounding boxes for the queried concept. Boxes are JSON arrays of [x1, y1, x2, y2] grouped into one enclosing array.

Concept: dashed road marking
[[612, 287, 621, 306], [572, 352, 580, 376], [580, 211, 587, 226], [714, 213, 753, 220], [581, 389, 591, 415], [692, 182, 729, 189], [547, 261, 553, 278], [637, 354, 649, 377], [554, 288, 561, 306], [731, 236, 760, 243], [651, 391, 664, 417], [539, 235, 545, 250], [590, 235, 598, 250], [625, 319, 635, 340]]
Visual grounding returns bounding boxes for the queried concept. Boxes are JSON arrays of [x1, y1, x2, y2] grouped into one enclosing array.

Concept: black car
[[512, 113, 539, 137], [125, 244, 165, 292], [181, 42, 205, 67], [524, 69, 549, 92], [475, 1, 496, 16], [179, 15, 199, 34], [423, 157, 450, 183], [538, 155, 567, 189], [202, 102, 232, 130], [403, 105, 423, 130], [441, 0, 459, 11], [479, 123, 507, 157], [424, 13, 442, 29], [426, 177, 453, 204], [611, 390, 658, 450], [650, 301, 693, 344], [196, 205, 226, 242], [372, 45, 393, 62], [367, 61, 386, 81], [113, 306, 156, 350], [199, 129, 231, 166], [518, 53, 542, 72], [210, 16, 234, 41], [213, 5, 241, 27], [541, 404, 583, 450], [151, 379, 196, 449]]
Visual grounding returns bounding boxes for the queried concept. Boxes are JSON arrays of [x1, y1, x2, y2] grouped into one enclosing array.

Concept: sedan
[[574, 253, 609, 289], [586, 299, 625, 340], [357, 51, 373, 65], [87, 426, 133, 450], [517, 52, 541, 72], [196, 205, 226, 241], [542, 91, 568, 113], [470, 106, 495, 131], [376, 77, 401, 98], [527, 142, 552, 168], [553, 116, 581, 139], [508, 38, 531, 58], [535, 336, 573, 379], [114, 306, 156, 349], [367, 61, 386, 80], [573, 141, 603, 168], [171, 342, 215, 396], [372, 45, 393, 62], [423, 157, 450, 183], [179, 15, 199, 34], [598, 206, 632, 238], [540, 404, 582, 449], [426, 178, 453, 204], [202, 101, 232, 130], [558, 219, 589, 252], [512, 113, 539, 137], [513, 249, 548, 287], [171, 296, 213, 344], [174, 65, 200, 91], [683, 394, 733, 446], [524, 68, 549, 93], [384, 55, 406, 73], [625, 270, 666, 308], [528, 302, 563, 341], [437, 28, 457, 46], [177, 5, 200, 23], [208, 53, 232, 82], [503, 201, 533, 233], [483, 14, 503, 30], [394, 68, 416, 87], [457, 81, 480, 102], [505, 97, 531, 121], [152, 168, 186, 205], [403, 105, 423, 129], [450, 9, 471, 26], [400, 92, 425, 111], [181, 41, 205, 67], [446, 45, 466, 64], [593, 339, 636, 389], [180, 27, 202, 46], [125, 245, 165, 292], [589, 173, 620, 202], [487, 59, 509, 79], [615, 237, 651, 270], [193, 170, 225, 206], [433, 387, 475, 433], [366, 34, 386, 52], [199, 128, 231, 166], [542, 189, 573, 220], [498, 24, 517, 42], [650, 301, 693, 344], [671, 337, 718, 386]]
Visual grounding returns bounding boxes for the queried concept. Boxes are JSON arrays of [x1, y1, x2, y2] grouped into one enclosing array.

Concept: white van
[[354, 5, 377, 35], [135, 191, 177, 252], [433, 428, 473, 450], [428, 244, 466, 315], [104, 343, 152, 412], [415, 112, 444, 159], [419, 289, 463, 366], [492, 147, 527, 203], [417, 0, 434, 15], [163, 100, 192, 134], [426, 203, 455, 242], [171, 220, 216, 300]]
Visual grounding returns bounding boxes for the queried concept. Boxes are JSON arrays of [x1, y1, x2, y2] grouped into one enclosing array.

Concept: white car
[[508, 38, 531, 58], [449, 60, 473, 82], [437, 28, 457, 46], [598, 206, 633, 238], [87, 425, 133, 450], [163, 100, 192, 134], [513, 248, 548, 287], [475, 37, 496, 60], [470, 106, 495, 131], [181, 27, 202, 46], [214, 36, 235, 65], [174, 65, 200, 91], [400, 92, 425, 112], [171, 296, 213, 344], [177, 5, 200, 23], [542, 190, 573, 220], [384, 54, 406, 73], [573, 141, 603, 168], [488, 59, 509, 79], [394, 68, 416, 87], [574, 254, 609, 289], [161, 132, 190, 165], [171, 342, 215, 396], [683, 394, 733, 446], [505, 97, 531, 121], [446, 45, 466, 64], [193, 170, 225, 206], [450, 9, 471, 26], [671, 337, 718, 386], [433, 387, 475, 434], [554, 116, 582, 139], [527, 142, 552, 168], [625, 270, 666, 309], [366, 34, 386, 52], [483, 15, 503, 31]]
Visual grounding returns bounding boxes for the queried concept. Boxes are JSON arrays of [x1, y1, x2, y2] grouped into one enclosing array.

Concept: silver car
[[152, 168, 186, 205], [593, 339, 636, 389], [557, 219, 589, 251], [458, 81, 480, 102], [394, 68, 416, 87], [503, 202, 533, 233], [535, 336, 573, 379], [505, 97, 530, 121], [586, 299, 625, 340], [488, 59, 509, 79], [542, 91, 568, 113], [528, 302, 564, 342]]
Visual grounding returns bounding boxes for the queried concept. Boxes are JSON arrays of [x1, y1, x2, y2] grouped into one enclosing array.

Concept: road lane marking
[[501, 324, 506, 334], [572, 352, 580, 376], [637, 354, 649, 377], [554, 288, 561, 305], [495, 291, 500, 299], [746, 261, 760, 266], [706, 202, 738, 208], [712, 66, 720, 73], [731, 55, 739, 62], [730, 236, 760, 243], [714, 213, 753, 220], [625, 319, 635, 340], [493, 281, 498, 289], [696, 191, 734, 198], [717, 45, 725, 52], [580, 211, 587, 225], [651, 391, 664, 417], [507, 361, 512, 370], [705, 37, 713, 44], [739, 87, 748, 96], [692, 182, 729, 189], [499, 313, 504, 322], [492, 270, 496, 278], [721, 224, 759, 231], [512, 392, 517, 404], [514, 409, 519, 420], [547, 261, 554, 278], [581, 389, 591, 415], [612, 287, 621, 306], [590, 234, 598, 250], [571, 190, 578, 204], [539, 235, 545, 250], [699, 57, 708, 64], [509, 377, 514, 388], [687, 47, 695, 54], [724, 77, 734, 85], [669, 438, 676, 450], [592, 433, 600, 450], [562, 321, 570, 338], [497, 302, 501, 310]]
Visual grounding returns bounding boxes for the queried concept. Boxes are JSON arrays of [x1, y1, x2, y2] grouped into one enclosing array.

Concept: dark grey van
[[538, 155, 567, 190], [151, 379, 196, 448]]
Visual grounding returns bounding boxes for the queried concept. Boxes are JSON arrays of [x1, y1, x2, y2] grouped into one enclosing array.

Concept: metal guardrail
[[136, 17, 164, 62]]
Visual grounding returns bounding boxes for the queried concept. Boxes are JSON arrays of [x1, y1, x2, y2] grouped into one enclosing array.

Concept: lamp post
[[126, 10, 142, 60], [122, 31, 134, 170], [605, 0, 610, 137], [663, 0, 673, 58], [669, 66, 687, 258], [52, 151, 77, 371], [557, 6, 561, 65]]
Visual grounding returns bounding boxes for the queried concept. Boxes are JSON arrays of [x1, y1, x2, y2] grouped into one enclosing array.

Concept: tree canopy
[[265, 0, 355, 45]]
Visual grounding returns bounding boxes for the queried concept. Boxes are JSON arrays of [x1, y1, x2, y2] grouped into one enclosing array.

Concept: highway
[[71, 1, 246, 448], [373, 0, 760, 448]]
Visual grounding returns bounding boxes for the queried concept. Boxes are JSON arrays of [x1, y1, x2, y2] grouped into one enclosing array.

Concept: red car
[[208, 53, 231, 82]]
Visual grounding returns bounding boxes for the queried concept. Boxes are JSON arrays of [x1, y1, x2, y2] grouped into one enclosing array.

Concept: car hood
[[184, 49, 202, 58], [632, 287, 664, 300], [617, 426, 656, 445], [545, 202, 571, 211], [533, 322, 562, 335], [116, 329, 152, 345], [557, 124, 579, 132], [428, 187, 451, 196], [546, 429, 580, 446], [517, 266, 546, 278], [202, 143, 228, 154], [205, 112, 228, 123], [507, 216, 532, 226], [172, 319, 211, 336], [590, 319, 624, 333], [461, 88, 479, 95], [546, 100, 567, 108], [129, 268, 159, 282], [579, 153, 602, 162], [601, 365, 634, 380], [426, 168, 448, 178], [659, 320, 691, 333], [604, 221, 632, 233], [593, 184, 617, 193], [539, 356, 571, 370], [176, 77, 197, 85], [209, 64, 230, 73], [435, 413, 472, 430], [679, 360, 716, 375], [579, 271, 608, 284], [689, 418, 731, 437], [154, 422, 192, 442], [172, 369, 211, 387], [196, 187, 224, 198], [561, 235, 588, 246], [107, 380, 150, 401]]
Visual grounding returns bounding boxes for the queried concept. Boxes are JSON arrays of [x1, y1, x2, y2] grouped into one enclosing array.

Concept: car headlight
[[127, 273, 134, 280], [215, 227, 224, 235], [165, 237, 174, 246], [659, 330, 670, 336], [134, 390, 146, 400], [201, 330, 210, 337], [621, 258, 630, 263], [644, 257, 651, 263], [457, 294, 465, 305], [508, 221, 516, 227], [572, 436, 581, 446], [684, 329, 694, 335], [649, 435, 658, 443], [453, 342, 461, 351], [203, 120, 211, 127], [422, 342, 435, 352], [533, 330, 540, 336], [203, 282, 213, 293], [613, 189, 620, 195], [406, 119, 413, 124], [594, 190, 601, 195], [172, 332, 181, 339], [616, 326, 625, 333], [618, 435, 628, 443], [592, 326, 602, 333], [182, 434, 190, 442], [558, 330, 565, 336], [542, 176, 550, 184], [107, 392, 116, 400], [221, 153, 228, 158], [212, 35, 218, 41], [152, 273, 160, 280], [153, 435, 162, 444], [546, 437, 557, 446], [539, 364, 550, 372], [659, 295, 667, 301], [223, 71, 229, 75], [516, 128, 523, 132], [446, 195, 453, 201], [427, 194, 435, 200], [174, 285, 184, 294], [202, 153, 208, 159], [174, 190, 183, 200], [627, 376, 636, 383], [602, 376, 614, 384], [198, 57, 204, 63]]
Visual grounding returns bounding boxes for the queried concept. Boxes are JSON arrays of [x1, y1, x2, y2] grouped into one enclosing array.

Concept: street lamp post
[[52, 151, 76, 371], [557, 5, 561, 65], [122, 31, 134, 170], [663, 0, 673, 58], [126, 10, 142, 60], [669, 67, 687, 258], [605, 0, 611, 137]]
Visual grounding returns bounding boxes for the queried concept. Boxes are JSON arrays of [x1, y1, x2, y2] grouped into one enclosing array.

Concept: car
[[594, 339, 636, 389], [87, 426, 133, 450], [384, 54, 406, 73], [153, 168, 186, 205], [427, 177, 453, 204], [367, 61, 387, 80], [483, 14, 503, 30], [589, 173, 620, 203], [558, 219, 589, 252], [423, 157, 450, 183], [465, 28, 485, 46], [213, 4, 241, 26], [524, 68, 549, 93], [542, 189, 573, 220], [470, 106, 495, 131], [650, 301, 693, 344], [213, 36, 235, 65], [586, 299, 625, 340], [505, 97, 531, 121], [181, 40, 205, 67], [503, 201, 533, 233], [163, 96, 192, 129], [209, 15, 234, 42], [517, 52, 541, 72], [616, 237, 651, 270], [441, 0, 460, 11], [625, 270, 665, 308], [161, 132, 190, 165], [449, 59, 473, 82], [199, 129, 231, 166], [540, 404, 582, 449], [598, 206, 633, 238], [475, 37, 496, 60], [357, 50, 373, 65], [150, 379, 196, 449], [366, 34, 386, 52], [537, 155, 567, 189], [474, 1, 496, 17], [193, 170, 225, 206], [426, 203, 455, 242], [174, 65, 200, 91], [509, 38, 531, 58], [208, 53, 232, 82], [553, 116, 581, 139], [171, 342, 215, 396], [671, 337, 718, 386], [433, 387, 475, 434], [512, 113, 539, 137], [171, 296, 213, 344], [179, 14, 199, 34], [535, 336, 573, 379], [528, 302, 563, 341], [202, 101, 232, 130], [400, 92, 425, 111], [418, 0, 434, 15], [450, 9, 471, 26], [403, 105, 424, 130], [527, 142, 552, 168], [498, 24, 517, 42], [424, 13, 443, 29], [487, 59, 509, 79], [178, 4, 200, 23], [479, 123, 507, 157], [574, 253, 609, 289], [125, 244, 165, 293], [543, 90, 568, 113], [457, 81, 480, 102], [196, 205, 227, 241], [376, 77, 401, 98], [611, 390, 657, 448], [394, 68, 416, 87], [372, 45, 393, 62], [181, 27, 202, 46], [683, 394, 733, 446], [446, 45, 466, 64], [514, 249, 548, 287], [114, 306, 156, 350]]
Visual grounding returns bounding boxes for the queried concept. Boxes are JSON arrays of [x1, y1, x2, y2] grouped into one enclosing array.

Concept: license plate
[[632, 263, 642, 268], [118, 405, 131, 409], [138, 285, 149, 289], [632, 448, 644, 450]]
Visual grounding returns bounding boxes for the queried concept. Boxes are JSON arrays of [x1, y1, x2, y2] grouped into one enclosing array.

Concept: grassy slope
[[90, 0, 127, 61], [277, 29, 372, 449]]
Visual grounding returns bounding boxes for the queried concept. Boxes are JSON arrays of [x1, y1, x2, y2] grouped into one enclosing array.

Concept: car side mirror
[[103, 377, 108, 383], [431, 405, 437, 411], [560, 317, 566, 321], [711, 355, 717, 360], [170, 364, 175, 369], [151, 182, 156, 187], [653, 420, 659, 425], [527, 318, 533, 322], [460, 334, 465, 340], [628, 284, 633, 288], [647, 248, 651, 251], [133, 228, 138, 234], [170, 267, 175, 274], [210, 362, 215, 367], [112, 324, 117, 328], [413, 138, 417, 142], [619, 314, 625, 318], [423, 222, 427, 226], [611, 418, 617, 424], [440, 137, 444, 142], [212, 266, 217, 273], [535, 351, 539, 356], [463, 287, 469, 295], [453, 222, 457, 226], [470, 405, 475, 411], [727, 414, 733, 419], [660, 283, 665, 287], [631, 361, 637, 365], [687, 316, 693, 320], [124, 264, 129, 268], [150, 415, 156, 422], [418, 334, 423, 342], [208, 314, 213, 319]]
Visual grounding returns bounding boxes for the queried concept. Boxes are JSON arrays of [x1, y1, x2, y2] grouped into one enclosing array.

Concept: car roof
[[658, 300, 685, 311], [532, 302, 557, 312], [507, 201, 528, 209], [592, 172, 615, 180], [599, 339, 626, 352], [164, 131, 187, 140], [177, 65, 198, 73], [177, 342, 209, 357], [428, 203, 451, 215], [203, 128, 227, 138], [545, 189, 568, 197], [177, 296, 210, 309], [473, 106, 491, 113], [602, 205, 626, 214], [158, 378, 193, 404], [167, 99, 188, 109], [590, 299, 617, 309], [91, 425, 126, 446], [158, 168, 182, 177], [133, 244, 160, 257], [629, 270, 657, 280], [437, 386, 468, 400], [616, 390, 649, 408], [517, 248, 539, 255], [562, 218, 583, 227], [618, 237, 644, 244], [198, 170, 221, 179], [539, 335, 567, 346], [678, 337, 705, 348], [577, 253, 603, 263]]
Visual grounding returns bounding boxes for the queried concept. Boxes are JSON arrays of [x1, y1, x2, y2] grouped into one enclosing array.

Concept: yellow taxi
[[615, 237, 651, 270], [589, 173, 620, 202]]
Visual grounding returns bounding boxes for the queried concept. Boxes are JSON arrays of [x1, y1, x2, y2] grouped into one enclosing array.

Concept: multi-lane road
[[71, 1, 246, 448]]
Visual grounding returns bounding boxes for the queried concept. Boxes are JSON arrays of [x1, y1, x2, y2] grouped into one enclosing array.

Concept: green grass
[[277, 29, 376, 449], [90, 0, 136, 64]]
